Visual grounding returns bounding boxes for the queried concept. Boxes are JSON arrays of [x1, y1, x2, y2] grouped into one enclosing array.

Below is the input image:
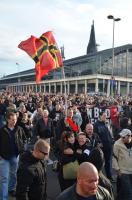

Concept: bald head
[[76, 162, 99, 197], [77, 162, 98, 178], [85, 123, 93, 136], [86, 123, 93, 130]]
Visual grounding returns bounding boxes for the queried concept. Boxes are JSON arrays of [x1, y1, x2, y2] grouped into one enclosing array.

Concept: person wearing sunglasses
[[16, 139, 50, 200], [112, 129, 132, 200]]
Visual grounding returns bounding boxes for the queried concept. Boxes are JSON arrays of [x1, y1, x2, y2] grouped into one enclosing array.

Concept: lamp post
[[107, 15, 121, 96]]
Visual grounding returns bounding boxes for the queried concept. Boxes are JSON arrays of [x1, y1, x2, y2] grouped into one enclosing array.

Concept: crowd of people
[[0, 91, 132, 200]]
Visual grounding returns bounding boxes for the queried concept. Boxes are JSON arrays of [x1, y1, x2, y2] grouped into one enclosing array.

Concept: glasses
[[39, 150, 49, 156]]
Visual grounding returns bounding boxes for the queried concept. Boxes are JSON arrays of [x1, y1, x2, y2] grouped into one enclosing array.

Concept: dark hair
[[61, 130, 74, 140], [99, 111, 105, 117], [120, 117, 128, 129], [128, 101, 132, 106], [88, 148, 104, 171], [61, 130, 74, 150]]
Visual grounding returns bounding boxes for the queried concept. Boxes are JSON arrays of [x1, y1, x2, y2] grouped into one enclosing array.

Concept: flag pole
[[60, 46, 68, 116]]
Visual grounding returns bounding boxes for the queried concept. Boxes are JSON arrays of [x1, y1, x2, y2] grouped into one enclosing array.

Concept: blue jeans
[[0, 156, 18, 200]]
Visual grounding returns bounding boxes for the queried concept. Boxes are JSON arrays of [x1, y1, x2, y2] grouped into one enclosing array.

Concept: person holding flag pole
[[60, 46, 79, 134]]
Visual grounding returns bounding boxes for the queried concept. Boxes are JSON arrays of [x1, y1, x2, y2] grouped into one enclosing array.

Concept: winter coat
[[16, 151, 47, 200], [35, 117, 54, 139], [0, 125, 26, 159], [94, 120, 113, 150], [75, 142, 91, 164], [112, 138, 132, 174]]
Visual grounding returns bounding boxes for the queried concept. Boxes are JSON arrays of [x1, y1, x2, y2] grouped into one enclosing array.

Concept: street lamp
[[107, 15, 121, 96]]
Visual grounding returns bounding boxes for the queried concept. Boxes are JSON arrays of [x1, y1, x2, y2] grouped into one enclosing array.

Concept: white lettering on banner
[[94, 107, 99, 118], [91, 118, 96, 124], [87, 109, 92, 118], [87, 107, 111, 125]]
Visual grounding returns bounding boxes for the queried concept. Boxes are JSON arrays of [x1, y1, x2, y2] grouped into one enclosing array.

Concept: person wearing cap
[[112, 128, 132, 200], [16, 139, 50, 200]]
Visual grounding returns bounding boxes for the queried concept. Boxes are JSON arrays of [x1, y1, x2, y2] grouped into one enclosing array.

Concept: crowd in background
[[0, 91, 132, 200]]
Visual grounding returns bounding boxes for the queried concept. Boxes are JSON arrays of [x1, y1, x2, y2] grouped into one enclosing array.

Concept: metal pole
[[111, 19, 115, 97], [126, 49, 128, 78], [107, 15, 121, 97], [16, 62, 20, 92], [112, 19, 115, 78], [60, 46, 68, 115]]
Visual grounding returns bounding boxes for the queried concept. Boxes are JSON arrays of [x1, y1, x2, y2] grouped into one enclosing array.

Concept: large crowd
[[0, 91, 132, 200]]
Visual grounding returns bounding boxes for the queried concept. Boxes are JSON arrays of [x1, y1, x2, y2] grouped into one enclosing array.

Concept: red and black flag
[[18, 31, 63, 83]]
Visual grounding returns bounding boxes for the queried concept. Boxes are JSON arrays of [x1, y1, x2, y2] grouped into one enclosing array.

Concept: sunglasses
[[122, 135, 131, 139], [39, 150, 49, 156]]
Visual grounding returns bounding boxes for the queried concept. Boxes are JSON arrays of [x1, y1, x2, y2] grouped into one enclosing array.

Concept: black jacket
[[35, 117, 54, 139], [94, 120, 113, 150], [58, 143, 77, 191], [16, 151, 47, 200], [86, 133, 102, 149], [0, 125, 26, 159], [61, 143, 76, 165], [56, 184, 113, 200], [75, 142, 91, 164]]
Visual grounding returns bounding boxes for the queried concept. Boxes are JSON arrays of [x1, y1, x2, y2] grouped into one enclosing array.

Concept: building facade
[[0, 22, 132, 96]]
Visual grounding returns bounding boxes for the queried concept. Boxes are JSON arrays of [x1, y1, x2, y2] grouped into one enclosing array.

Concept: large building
[[1, 22, 132, 96]]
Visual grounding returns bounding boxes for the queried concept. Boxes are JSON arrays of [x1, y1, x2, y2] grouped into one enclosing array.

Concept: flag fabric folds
[[18, 31, 63, 83]]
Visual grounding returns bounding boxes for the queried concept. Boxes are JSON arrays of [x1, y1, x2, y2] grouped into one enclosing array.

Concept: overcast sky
[[0, 0, 132, 76]]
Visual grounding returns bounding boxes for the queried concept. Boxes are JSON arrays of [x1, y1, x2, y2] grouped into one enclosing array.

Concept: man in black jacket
[[35, 109, 54, 142], [94, 111, 113, 180], [0, 112, 26, 200], [56, 162, 113, 200], [16, 139, 50, 200]]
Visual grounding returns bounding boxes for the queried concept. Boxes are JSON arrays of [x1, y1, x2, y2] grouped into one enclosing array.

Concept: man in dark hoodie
[[16, 139, 50, 200], [94, 111, 113, 180]]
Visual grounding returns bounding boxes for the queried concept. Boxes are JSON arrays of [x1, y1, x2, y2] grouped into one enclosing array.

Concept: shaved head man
[[56, 162, 113, 200], [76, 162, 99, 197]]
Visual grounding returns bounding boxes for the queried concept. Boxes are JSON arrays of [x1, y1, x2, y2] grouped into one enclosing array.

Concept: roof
[[1, 43, 132, 81]]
